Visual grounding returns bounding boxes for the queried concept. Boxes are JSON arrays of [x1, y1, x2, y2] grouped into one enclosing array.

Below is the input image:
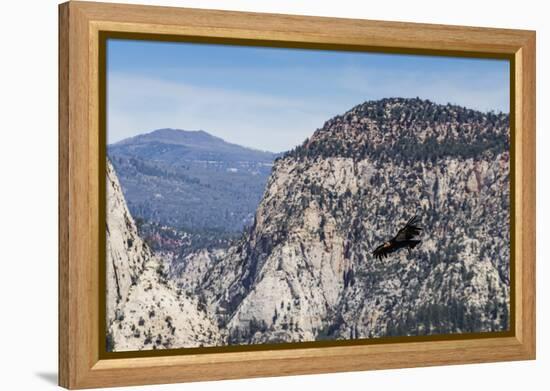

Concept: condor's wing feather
[[394, 215, 422, 242]]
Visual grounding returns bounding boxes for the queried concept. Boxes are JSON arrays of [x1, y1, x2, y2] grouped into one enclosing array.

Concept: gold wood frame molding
[[59, 1, 536, 389]]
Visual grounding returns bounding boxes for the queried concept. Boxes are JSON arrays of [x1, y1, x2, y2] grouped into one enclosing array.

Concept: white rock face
[[171, 249, 226, 293], [106, 160, 221, 351], [106, 161, 148, 326], [109, 256, 223, 351], [220, 159, 358, 341]]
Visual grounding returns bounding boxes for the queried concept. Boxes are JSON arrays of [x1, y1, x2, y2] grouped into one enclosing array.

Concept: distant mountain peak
[[115, 128, 224, 146], [149, 128, 211, 137], [107, 127, 278, 234], [112, 128, 277, 155]]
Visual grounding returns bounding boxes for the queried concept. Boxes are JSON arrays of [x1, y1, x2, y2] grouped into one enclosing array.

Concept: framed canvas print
[[58, 1, 536, 389]]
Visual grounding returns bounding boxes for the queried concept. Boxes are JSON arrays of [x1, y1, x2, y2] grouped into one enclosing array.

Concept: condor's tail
[[408, 239, 421, 248], [406, 239, 421, 254]]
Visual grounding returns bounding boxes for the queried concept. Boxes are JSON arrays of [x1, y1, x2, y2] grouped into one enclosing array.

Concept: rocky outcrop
[[106, 161, 149, 326], [193, 98, 510, 344], [106, 160, 222, 351]]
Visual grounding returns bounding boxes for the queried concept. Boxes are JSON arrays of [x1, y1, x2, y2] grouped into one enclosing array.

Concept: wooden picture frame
[[59, 1, 536, 389]]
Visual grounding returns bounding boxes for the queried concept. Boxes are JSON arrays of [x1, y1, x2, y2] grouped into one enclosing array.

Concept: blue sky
[[107, 39, 509, 152]]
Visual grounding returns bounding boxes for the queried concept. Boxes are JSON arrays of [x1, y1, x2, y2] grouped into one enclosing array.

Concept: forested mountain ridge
[[287, 97, 508, 162], [108, 128, 278, 255], [187, 98, 510, 344]]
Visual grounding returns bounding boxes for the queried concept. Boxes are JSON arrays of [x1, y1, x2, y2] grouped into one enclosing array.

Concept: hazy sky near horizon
[[107, 39, 510, 153]]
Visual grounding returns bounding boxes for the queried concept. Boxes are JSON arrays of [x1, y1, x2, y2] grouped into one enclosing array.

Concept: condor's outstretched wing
[[393, 215, 422, 242]]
